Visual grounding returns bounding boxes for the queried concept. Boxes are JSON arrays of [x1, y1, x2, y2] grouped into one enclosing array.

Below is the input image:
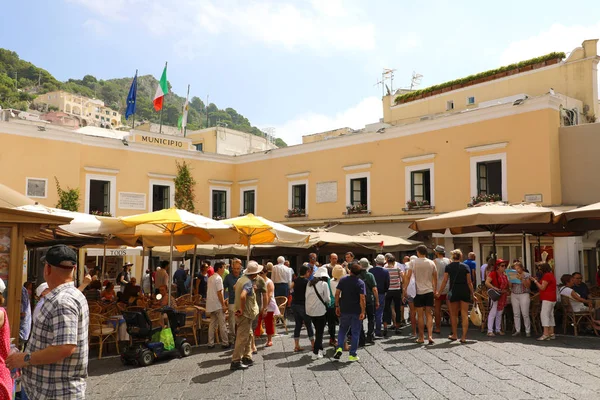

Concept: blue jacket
[[370, 265, 390, 294]]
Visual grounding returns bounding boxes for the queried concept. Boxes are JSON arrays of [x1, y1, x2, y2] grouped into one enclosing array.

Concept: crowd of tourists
[[1, 243, 598, 398]]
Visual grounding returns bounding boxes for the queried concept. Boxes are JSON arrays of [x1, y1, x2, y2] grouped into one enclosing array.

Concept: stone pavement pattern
[[86, 329, 600, 400]]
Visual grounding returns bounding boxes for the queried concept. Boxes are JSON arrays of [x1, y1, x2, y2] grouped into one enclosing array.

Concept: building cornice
[[286, 172, 310, 179], [83, 166, 119, 174], [402, 153, 436, 163], [238, 179, 258, 185], [208, 179, 233, 185], [343, 163, 372, 171], [465, 142, 509, 153], [148, 173, 176, 179]]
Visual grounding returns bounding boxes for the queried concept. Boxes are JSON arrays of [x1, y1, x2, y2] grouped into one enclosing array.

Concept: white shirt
[[560, 287, 587, 312], [434, 257, 451, 294], [206, 274, 224, 313], [305, 280, 331, 317], [142, 273, 151, 293], [480, 264, 488, 282], [271, 263, 292, 284]]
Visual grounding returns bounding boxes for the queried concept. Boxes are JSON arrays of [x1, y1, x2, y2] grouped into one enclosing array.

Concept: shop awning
[[0, 183, 36, 208], [328, 221, 417, 239]]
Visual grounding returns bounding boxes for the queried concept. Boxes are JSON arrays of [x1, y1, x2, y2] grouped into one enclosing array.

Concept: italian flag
[[153, 64, 168, 111]]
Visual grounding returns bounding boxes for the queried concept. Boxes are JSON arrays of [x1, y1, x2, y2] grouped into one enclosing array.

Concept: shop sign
[[524, 194, 543, 203], [87, 248, 141, 256]]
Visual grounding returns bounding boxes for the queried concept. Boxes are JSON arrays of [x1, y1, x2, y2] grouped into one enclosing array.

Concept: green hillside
[[0, 48, 287, 147]]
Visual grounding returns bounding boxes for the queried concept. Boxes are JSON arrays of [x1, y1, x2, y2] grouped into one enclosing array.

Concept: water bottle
[[9, 344, 21, 381]]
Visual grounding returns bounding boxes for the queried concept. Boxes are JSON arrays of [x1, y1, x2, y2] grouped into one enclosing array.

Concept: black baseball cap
[[42, 245, 77, 269]]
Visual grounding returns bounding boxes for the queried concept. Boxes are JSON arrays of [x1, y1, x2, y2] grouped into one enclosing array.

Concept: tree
[[275, 138, 288, 147], [174, 161, 196, 212], [54, 177, 80, 212]]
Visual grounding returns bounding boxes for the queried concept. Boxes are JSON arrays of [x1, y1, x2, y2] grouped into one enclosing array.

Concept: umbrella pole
[[168, 231, 174, 305], [149, 247, 154, 295], [247, 235, 251, 264], [492, 232, 497, 260], [191, 245, 198, 294], [101, 243, 107, 283], [522, 233, 527, 270]]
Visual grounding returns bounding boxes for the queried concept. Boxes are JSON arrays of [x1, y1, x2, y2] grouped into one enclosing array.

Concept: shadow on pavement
[[307, 361, 351, 372], [198, 357, 231, 368], [192, 369, 234, 384], [275, 355, 313, 368]]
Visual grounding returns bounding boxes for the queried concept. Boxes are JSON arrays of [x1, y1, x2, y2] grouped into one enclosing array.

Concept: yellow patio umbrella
[[120, 208, 233, 303], [221, 213, 310, 262]]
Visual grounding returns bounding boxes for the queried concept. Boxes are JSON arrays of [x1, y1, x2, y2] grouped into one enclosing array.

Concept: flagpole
[[131, 69, 138, 130], [184, 84, 190, 137], [159, 61, 167, 135]]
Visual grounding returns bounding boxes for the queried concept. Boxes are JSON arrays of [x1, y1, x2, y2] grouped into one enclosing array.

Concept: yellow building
[[2, 39, 599, 283], [32, 90, 122, 127]]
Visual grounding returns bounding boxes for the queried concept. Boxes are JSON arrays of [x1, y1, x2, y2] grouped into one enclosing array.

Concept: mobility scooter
[[120, 307, 192, 367]]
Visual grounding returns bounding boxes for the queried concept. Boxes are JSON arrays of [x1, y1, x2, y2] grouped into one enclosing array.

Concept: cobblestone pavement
[[87, 325, 600, 400]]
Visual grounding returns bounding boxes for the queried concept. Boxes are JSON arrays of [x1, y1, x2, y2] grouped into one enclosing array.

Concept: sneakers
[[241, 357, 254, 366], [526, 332, 531, 338], [512, 331, 521, 337], [317, 350, 324, 359], [383, 328, 388, 338], [230, 361, 249, 370], [312, 352, 319, 360], [333, 347, 342, 360], [348, 355, 360, 362]]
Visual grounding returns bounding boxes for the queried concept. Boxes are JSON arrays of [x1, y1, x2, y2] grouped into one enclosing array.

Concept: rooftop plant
[[394, 52, 566, 105]]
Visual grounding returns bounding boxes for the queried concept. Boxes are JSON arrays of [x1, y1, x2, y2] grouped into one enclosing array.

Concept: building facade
[[32, 90, 122, 128], [1, 39, 599, 283]]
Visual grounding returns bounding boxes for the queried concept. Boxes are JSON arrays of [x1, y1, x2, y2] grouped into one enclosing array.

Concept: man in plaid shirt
[[7, 245, 89, 399]]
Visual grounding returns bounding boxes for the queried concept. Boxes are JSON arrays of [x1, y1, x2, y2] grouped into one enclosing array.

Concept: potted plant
[[286, 208, 306, 218], [90, 210, 113, 217], [346, 204, 368, 214], [404, 200, 432, 211], [469, 193, 502, 206]]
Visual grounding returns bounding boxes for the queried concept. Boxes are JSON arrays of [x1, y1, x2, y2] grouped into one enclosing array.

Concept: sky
[[1, 0, 599, 144]]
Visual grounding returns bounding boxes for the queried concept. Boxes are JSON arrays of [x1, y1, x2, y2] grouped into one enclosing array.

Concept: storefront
[[0, 207, 71, 342]]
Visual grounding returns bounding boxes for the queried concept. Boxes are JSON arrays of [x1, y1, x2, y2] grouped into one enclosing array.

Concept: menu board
[[0, 227, 11, 302]]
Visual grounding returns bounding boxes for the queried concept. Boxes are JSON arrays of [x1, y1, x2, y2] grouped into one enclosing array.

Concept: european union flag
[[125, 72, 137, 120]]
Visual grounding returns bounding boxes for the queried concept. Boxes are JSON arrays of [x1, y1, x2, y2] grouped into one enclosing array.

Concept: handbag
[[487, 288, 502, 302], [470, 303, 482, 326], [152, 327, 175, 351]]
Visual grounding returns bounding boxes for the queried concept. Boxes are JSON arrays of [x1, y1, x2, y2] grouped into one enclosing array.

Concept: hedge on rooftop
[[394, 52, 566, 105]]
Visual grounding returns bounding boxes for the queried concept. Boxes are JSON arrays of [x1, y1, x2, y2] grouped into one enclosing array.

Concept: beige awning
[[328, 222, 417, 238], [0, 183, 36, 208]]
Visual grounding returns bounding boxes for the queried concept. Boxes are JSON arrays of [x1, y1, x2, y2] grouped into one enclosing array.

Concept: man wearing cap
[[231, 261, 261, 371], [7, 245, 89, 400], [370, 254, 390, 338], [433, 245, 451, 334], [117, 262, 133, 292], [358, 258, 378, 344]]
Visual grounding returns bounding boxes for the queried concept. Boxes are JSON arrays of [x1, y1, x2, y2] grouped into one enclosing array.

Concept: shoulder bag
[[312, 282, 329, 308]]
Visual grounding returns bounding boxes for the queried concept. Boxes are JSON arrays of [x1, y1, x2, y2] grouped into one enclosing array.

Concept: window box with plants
[[213, 215, 226, 221], [90, 210, 112, 217], [403, 200, 433, 211], [286, 208, 306, 218], [345, 204, 369, 215], [468, 193, 503, 206]]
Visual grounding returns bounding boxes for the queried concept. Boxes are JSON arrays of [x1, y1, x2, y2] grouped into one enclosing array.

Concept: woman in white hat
[[305, 267, 331, 359]]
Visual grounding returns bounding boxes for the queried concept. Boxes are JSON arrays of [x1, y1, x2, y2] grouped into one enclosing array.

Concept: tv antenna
[[374, 68, 396, 97], [410, 71, 423, 90], [263, 127, 276, 144]]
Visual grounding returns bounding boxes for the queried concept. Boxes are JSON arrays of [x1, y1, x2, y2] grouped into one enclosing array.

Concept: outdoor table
[[108, 314, 130, 341]]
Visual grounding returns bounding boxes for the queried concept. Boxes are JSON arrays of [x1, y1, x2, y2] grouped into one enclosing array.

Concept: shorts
[[413, 292, 434, 308], [436, 294, 447, 302], [449, 290, 472, 303]]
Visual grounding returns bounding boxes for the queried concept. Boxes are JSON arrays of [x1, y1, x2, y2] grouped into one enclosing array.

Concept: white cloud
[[267, 96, 382, 145], [500, 22, 600, 64], [70, 0, 377, 54]]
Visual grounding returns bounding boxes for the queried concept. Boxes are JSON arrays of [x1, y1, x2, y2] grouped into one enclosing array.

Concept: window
[[194, 143, 203, 152], [243, 190, 255, 214], [212, 190, 227, 219], [105, 110, 110, 115], [26, 178, 47, 198], [350, 178, 367, 206], [292, 184, 306, 210], [89, 179, 111, 214], [446, 100, 454, 110], [410, 170, 430, 202], [113, 112, 117, 116], [467, 96, 475, 105], [477, 160, 502, 197], [151, 185, 170, 211]]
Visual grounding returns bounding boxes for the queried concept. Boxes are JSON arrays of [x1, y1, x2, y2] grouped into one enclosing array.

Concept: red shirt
[[207, 266, 215, 277], [539, 272, 557, 302]]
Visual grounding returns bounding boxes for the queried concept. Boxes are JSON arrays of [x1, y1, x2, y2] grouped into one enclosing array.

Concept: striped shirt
[[384, 264, 403, 291]]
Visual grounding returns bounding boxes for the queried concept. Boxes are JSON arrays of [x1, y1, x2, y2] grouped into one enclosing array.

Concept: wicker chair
[[274, 296, 288, 334], [560, 295, 598, 336], [103, 302, 120, 317], [473, 293, 489, 333], [89, 304, 103, 314], [175, 294, 193, 306], [176, 306, 199, 346], [89, 313, 119, 359], [529, 293, 541, 335]]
